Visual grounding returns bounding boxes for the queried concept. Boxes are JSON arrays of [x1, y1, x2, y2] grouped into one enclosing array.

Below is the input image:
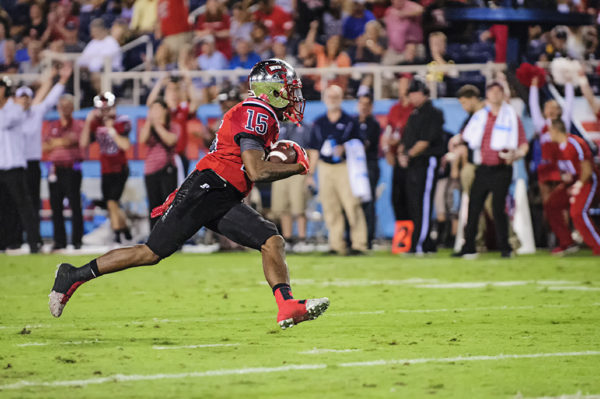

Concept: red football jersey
[[89, 115, 131, 174], [538, 129, 561, 183], [195, 98, 280, 196], [556, 134, 597, 181]]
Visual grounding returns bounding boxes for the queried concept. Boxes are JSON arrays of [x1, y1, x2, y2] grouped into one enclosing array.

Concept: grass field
[[1, 250, 599, 398]]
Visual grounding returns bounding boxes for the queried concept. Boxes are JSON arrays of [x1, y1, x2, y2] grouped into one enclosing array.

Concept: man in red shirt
[[383, 74, 413, 221], [157, 0, 192, 63], [545, 119, 600, 255], [49, 59, 329, 330], [42, 94, 84, 251], [253, 0, 294, 38], [80, 92, 133, 244]]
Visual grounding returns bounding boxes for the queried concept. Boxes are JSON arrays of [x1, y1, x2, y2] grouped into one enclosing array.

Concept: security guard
[[398, 79, 445, 254]]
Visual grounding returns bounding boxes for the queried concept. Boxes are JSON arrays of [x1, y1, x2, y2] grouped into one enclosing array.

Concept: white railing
[[4, 60, 506, 107]]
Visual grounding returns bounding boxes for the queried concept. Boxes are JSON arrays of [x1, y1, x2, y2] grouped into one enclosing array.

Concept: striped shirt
[[43, 118, 83, 165]]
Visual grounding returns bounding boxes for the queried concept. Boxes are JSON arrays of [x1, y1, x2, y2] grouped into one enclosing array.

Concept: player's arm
[[79, 110, 96, 149], [241, 145, 305, 183], [105, 118, 131, 151]]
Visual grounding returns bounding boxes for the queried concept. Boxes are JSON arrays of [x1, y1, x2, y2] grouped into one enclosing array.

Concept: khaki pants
[[318, 161, 367, 253], [271, 174, 307, 217]]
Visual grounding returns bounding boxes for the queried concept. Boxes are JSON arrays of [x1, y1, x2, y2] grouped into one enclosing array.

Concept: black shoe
[[31, 241, 43, 254], [501, 250, 514, 258], [48, 263, 79, 317], [347, 249, 366, 256], [451, 250, 478, 259], [73, 243, 82, 250]]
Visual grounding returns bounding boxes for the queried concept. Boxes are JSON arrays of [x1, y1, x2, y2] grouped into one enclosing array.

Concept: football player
[[80, 92, 133, 244], [49, 59, 329, 329], [545, 118, 600, 256]]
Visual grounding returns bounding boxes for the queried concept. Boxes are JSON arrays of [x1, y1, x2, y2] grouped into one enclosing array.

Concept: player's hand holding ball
[[267, 140, 310, 175]]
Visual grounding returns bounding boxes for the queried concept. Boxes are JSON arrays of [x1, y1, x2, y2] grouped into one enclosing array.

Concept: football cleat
[[277, 297, 330, 330], [48, 263, 82, 317]]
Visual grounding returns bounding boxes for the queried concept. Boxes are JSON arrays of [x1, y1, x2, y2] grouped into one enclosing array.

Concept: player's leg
[[544, 184, 575, 251], [49, 170, 234, 317], [208, 203, 329, 329], [569, 177, 600, 255]]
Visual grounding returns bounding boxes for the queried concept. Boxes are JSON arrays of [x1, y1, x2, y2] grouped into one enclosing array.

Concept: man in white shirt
[[0, 76, 42, 253], [78, 19, 122, 94], [13, 63, 73, 243]]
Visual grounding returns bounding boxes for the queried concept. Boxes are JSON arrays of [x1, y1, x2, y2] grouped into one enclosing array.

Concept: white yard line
[[518, 394, 600, 399], [16, 340, 101, 347], [547, 286, 600, 291], [152, 343, 240, 350], [1, 351, 598, 391], [299, 348, 361, 355]]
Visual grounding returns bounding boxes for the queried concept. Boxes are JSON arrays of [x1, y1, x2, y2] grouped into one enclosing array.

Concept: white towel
[[462, 103, 520, 163], [344, 139, 372, 202]]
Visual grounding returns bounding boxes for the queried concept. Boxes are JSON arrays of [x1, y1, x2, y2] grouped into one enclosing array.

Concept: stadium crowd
[[1, 0, 600, 257]]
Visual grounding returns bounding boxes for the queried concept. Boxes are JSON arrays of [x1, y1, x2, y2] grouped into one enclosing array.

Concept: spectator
[[296, 40, 320, 100], [78, 18, 123, 73], [426, 31, 457, 96], [250, 22, 273, 60], [254, 0, 294, 38], [80, 92, 133, 244], [196, 35, 228, 71], [270, 121, 310, 250], [342, 0, 375, 42], [541, 26, 571, 61], [25, 1, 46, 42], [42, 94, 84, 251], [63, 22, 85, 53], [546, 118, 600, 256], [14, 64, 72, 246], [146, 75, 200, 180], [78, 0, 118, 43], [306, 85, 368, 255], [355, 93, 381, 249], [305, 21, 351, 91], [229, 38, 261, 70], [0, 19, 8, 65], [295, 0, 327, 38], [383, 74, 413, 221], [120, 0, 136, 24], [480, 24, 508, 63], [194, 0, 232, 60], [230, 2, 253, 44], [0, 39, 18, 73], [43, 0, 79, 43], [322, 0, 344, 41], [157, 0, 191, 63], [130, 0, 158, 36], [111, 18, 130, 46], [271, 35, 296, 66], [383, 0, 424, 66], [397, 79, 444, 254], [453, 81, 529, 258], [140, 99, 179, 229], [0, 76, 42, 253], [350, 20, 386, 65]]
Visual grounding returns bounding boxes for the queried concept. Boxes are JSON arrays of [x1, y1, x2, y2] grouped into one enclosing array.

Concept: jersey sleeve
[[114, 116, 132, 136], [233, 101, 279, 147]]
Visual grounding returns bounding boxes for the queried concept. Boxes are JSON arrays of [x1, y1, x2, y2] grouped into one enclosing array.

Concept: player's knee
[[138, 244, 161, 265], [262, 234, 285, 254]]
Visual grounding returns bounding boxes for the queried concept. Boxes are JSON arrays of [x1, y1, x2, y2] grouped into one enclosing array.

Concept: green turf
[[1, 250, 599, 398]]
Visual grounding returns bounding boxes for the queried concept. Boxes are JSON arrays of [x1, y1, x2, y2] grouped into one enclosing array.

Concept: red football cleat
[[277, 297, 330, 330]]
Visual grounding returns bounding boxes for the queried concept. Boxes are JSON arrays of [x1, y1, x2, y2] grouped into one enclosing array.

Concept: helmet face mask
[[248, 59, 305, 124]]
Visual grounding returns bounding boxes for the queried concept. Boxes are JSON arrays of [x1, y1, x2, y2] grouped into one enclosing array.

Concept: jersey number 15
[[245, 109, 268, 135]]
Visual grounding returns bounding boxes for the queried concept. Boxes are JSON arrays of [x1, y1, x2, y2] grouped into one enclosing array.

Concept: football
[[266, 140, 298, 164]]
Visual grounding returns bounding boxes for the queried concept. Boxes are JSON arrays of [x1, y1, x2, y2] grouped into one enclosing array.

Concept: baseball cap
[[16, 86, 34, 98]]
